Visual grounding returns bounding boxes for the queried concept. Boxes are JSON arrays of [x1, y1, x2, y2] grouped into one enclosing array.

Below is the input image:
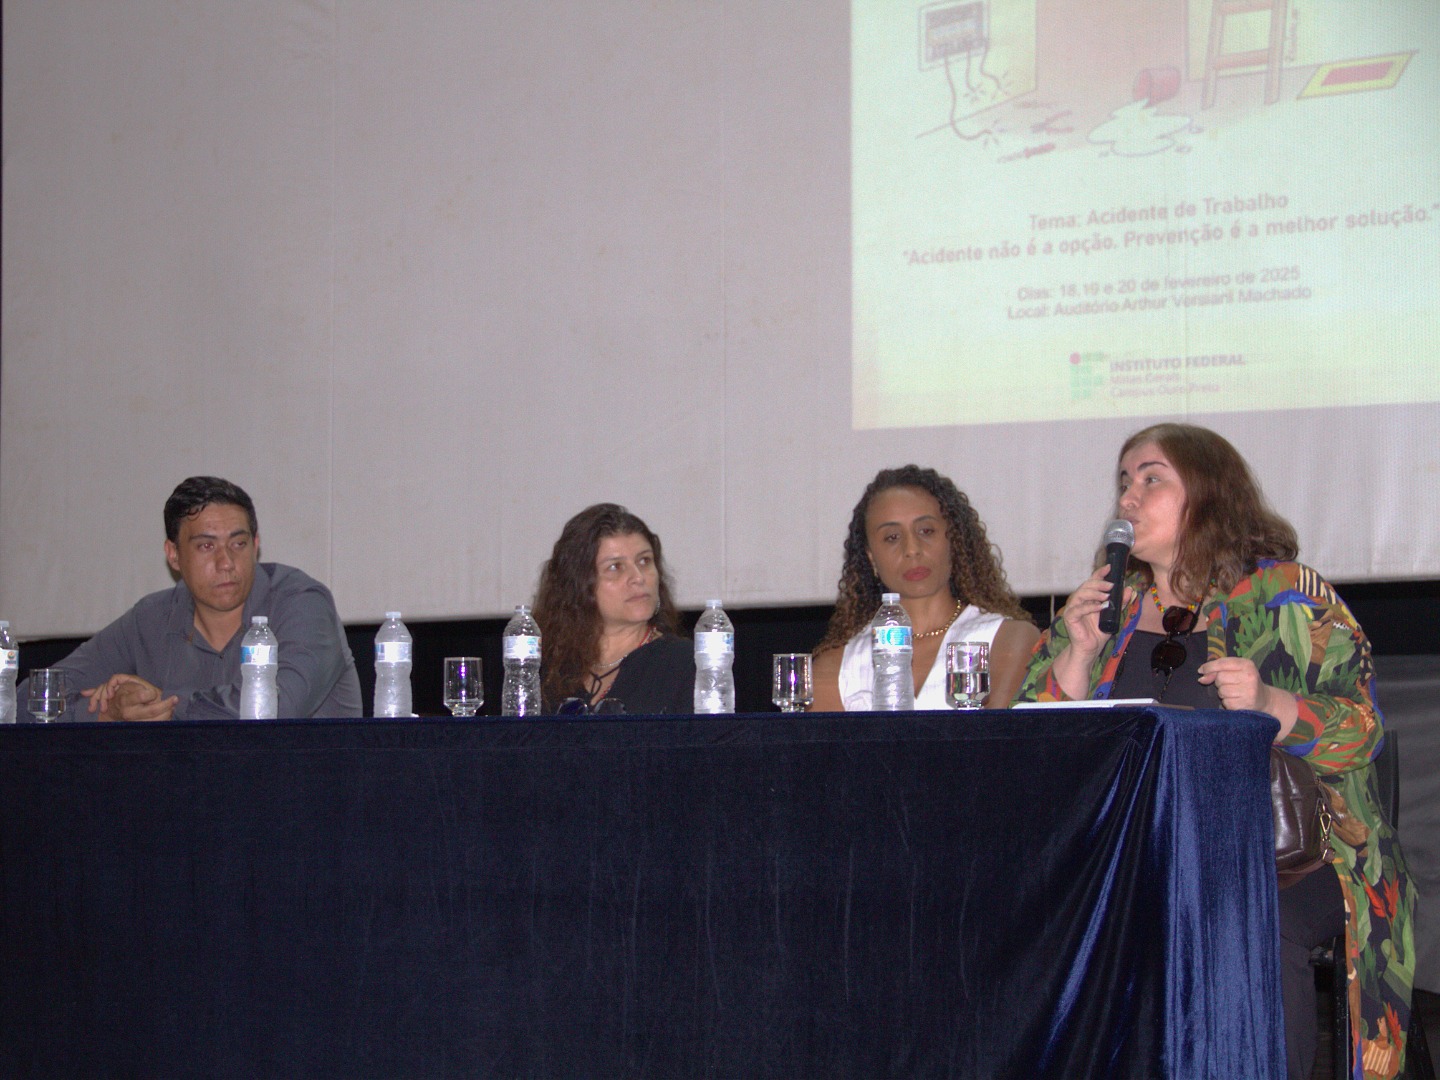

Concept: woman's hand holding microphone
[[1050, 565, 1134, 700]]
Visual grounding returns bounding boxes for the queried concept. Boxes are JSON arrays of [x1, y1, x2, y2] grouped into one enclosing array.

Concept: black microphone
[[1097, 519, 1134, 635]]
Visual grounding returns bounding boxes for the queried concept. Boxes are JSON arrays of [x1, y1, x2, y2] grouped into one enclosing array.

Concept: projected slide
[[853, 1, 1440, 428]]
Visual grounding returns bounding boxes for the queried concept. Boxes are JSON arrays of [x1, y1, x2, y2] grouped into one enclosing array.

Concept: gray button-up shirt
[[20, 562, 362, 721]]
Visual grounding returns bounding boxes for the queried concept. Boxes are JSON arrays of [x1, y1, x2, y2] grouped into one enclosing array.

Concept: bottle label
[[503, 635, 541, 660], [695, 631, 733, 658], [1, 649, 17, 672], [241, 644, 275, 666], [376, 641, 412, 663], [873, 625, 913, 652]]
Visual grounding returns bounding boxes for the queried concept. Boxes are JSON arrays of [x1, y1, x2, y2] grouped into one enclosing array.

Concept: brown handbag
[[1271, 748, 1368, 889]]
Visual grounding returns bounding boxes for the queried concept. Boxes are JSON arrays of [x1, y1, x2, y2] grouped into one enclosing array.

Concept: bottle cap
[[515, 604, 529, 613], [386, 611, 402, 620], [882, 592, 900, 604], [251, 615, 268, 625], [706, 599, 722, 608], [0, 620, 8, 629]]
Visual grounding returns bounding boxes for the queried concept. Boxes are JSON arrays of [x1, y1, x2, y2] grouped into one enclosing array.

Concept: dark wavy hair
[[164, 476, 258, 542], [1118, 423, 1297, 602], [815, 466, 1029, 653], [532, 503, 682, 707]]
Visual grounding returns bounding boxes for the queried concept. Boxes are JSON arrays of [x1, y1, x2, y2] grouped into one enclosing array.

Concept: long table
[[0, 708, 1283, 1078]]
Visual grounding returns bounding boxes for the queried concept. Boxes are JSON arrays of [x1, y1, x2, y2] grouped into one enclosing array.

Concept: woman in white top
[[810, 466, 1039, 711]]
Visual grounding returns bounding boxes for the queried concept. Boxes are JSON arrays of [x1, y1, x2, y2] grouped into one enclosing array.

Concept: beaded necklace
[[914, 599, 965, 640]]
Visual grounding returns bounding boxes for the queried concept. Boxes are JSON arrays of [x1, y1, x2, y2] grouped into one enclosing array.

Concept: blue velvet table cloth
[[0, 707, 1282, 1078]]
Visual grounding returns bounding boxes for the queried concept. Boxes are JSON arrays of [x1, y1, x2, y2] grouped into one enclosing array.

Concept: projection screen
[[2, 0, 1437, 641]]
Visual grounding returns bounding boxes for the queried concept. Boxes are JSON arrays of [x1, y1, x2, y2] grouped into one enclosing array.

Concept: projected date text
[[1006, 267, 1310, 320]]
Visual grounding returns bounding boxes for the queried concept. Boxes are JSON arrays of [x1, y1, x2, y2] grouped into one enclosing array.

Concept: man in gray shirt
[[20, 477, 362, 721]]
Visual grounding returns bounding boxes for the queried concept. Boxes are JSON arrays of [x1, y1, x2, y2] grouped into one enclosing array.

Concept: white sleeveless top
[[837, 605, 1006, 711]]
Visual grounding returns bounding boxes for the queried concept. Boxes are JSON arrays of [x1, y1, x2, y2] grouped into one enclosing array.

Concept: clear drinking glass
[[945, 641, 990, 710], [443, 656, 483, 717], [27, 669, 69, 723], [772, 653, 814, 713]]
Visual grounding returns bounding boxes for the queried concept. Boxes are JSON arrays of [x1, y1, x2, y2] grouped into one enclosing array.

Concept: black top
[[1110, 629, 1220, 709], [584, 634, 696, 716]]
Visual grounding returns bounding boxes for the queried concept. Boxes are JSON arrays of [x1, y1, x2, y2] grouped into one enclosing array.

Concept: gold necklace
[[914, 599, 965, 640]]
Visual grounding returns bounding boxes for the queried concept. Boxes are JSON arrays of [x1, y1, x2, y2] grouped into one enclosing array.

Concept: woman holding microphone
[[1016, 423, 1413, 1079]]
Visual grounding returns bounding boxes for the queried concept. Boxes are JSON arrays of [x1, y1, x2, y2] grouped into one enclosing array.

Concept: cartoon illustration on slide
[[851, 0, 1436, 430], [913, 0, 1418, 162]]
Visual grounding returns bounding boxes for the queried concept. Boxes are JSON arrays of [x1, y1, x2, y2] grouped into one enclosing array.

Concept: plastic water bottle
[[239, 616, 279, 720], [501, 605, 542, 716], [374, 612, 413, 717], [870, 592, 914, 711], [0, 621, 17, 723], [693, 599, 736, 714]]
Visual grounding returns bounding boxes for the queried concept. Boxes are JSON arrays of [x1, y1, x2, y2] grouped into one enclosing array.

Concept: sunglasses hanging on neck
[[1151, 604, 1199, 698]]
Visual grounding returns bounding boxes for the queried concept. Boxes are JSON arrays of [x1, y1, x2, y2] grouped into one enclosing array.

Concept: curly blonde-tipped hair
[[815, 466, 1030, 654]]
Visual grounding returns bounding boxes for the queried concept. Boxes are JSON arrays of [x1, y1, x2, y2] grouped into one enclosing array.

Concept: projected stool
[[1202, 0, 1288, 108]]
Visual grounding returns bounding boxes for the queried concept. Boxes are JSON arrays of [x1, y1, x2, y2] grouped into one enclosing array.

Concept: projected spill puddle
[[939, 93, 1198, 164], [1088, 99, 1193, 159]]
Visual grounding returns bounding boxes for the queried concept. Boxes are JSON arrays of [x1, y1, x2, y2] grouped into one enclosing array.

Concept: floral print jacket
[[1016, 560, 1415, 1078]]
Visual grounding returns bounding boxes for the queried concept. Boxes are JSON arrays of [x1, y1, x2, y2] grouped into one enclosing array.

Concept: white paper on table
[[1011, 698, 1159, 710]]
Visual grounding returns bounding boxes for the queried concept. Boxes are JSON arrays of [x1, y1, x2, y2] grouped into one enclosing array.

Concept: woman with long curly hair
[[1016, 423, 1414, 1079], [809, 465, 1038, 712], [531, 503, 693, 714]]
